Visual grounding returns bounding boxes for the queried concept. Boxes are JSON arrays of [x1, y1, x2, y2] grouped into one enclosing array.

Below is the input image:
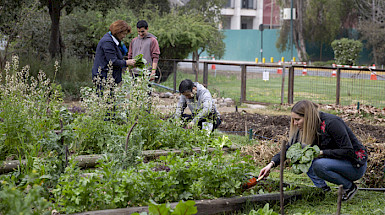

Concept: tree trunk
[[0, 34, 16, 71], [294, 0, 308, 62], [48, 0, 63, 59], [372, 46, 378, 65]]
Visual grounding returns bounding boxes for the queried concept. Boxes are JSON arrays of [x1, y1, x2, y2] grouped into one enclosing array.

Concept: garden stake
[[125, 120, 138, 155], [280, 140, 287, 215], [336, 185, 343, 215], [59, 118, 68, 167], [248, 129, 253, 140], [244, 115, 247, 136]]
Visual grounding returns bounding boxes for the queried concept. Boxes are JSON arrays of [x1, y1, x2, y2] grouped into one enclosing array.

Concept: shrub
[[331, 38, 363, 66]]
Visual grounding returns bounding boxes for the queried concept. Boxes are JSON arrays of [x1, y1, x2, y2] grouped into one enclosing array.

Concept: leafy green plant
[[52, 150, 256, 213], [209, 135, 232, 148], [0, 180, 51, 215], [248, 203, 278, 215], [132, 200, 197, 215], [286, 143, 320, 174], [129, 54, 148, 69]]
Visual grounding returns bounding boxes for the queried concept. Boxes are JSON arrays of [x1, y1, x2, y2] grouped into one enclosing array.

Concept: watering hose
[[151, 82, 179, 93]]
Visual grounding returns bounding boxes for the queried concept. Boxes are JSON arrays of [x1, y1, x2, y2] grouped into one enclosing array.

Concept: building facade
[[221, 0, 280, 30]]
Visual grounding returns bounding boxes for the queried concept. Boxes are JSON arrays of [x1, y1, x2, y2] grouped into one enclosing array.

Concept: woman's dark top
[[92, 33, 127, 84], [271, 112, 368, 168]]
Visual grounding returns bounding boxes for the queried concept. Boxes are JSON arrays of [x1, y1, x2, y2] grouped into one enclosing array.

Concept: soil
[[218, 111, 385, 144]]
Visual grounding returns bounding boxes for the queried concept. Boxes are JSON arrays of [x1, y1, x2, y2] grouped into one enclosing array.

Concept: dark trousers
[[181, 114, 221, 131]]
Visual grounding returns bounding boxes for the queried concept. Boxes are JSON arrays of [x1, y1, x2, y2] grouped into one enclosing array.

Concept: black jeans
[[181, 114, 221, 131]]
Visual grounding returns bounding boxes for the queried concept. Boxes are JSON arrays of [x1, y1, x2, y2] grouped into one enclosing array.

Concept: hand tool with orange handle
[[242, 175, 265, 189]]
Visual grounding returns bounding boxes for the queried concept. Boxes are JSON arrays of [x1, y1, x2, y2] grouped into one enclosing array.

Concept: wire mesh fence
[[158, 59, 385, 109]]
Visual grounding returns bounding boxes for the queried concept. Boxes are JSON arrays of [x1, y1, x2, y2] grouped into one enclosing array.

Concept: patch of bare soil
[[218, 108, 385, 143], [219, 112, 290, 141]]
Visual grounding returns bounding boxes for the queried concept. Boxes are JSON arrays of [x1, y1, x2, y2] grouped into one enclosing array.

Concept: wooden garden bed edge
[[70, 190, 303, 215]]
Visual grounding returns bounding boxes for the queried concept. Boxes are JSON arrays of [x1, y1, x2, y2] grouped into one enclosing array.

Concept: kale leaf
[[286, 142, 320, 174]]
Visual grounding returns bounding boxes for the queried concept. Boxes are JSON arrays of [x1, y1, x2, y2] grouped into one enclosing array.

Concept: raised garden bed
[[0, 146, 239, 174], [70, 190, 303, 215]]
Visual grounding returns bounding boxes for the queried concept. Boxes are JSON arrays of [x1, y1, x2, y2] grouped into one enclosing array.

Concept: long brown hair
[[109, 20, 131, 38], [289, 100, 320, 145]]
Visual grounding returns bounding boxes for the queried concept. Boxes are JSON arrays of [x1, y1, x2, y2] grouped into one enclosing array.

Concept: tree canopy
[[276, 0, 356, 62], [355, 0, 385, 64]]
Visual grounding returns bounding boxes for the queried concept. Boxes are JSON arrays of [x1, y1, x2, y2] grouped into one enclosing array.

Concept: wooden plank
[[173, 60, 177, 93], [287, 66, 294, 104], [203, 62, 208, 87], [336, 68, 341, 105], [71, 191, 303, 215], [240, 64, 247, 104], [280, 66, 286, 105]]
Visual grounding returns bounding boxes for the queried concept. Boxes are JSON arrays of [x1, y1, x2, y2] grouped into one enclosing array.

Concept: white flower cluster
[[79, 61, 157, 122], [0, 55, 62, 120]]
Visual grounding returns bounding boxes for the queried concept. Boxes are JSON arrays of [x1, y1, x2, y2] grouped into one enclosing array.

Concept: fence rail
[[158, 59, 385, 109]]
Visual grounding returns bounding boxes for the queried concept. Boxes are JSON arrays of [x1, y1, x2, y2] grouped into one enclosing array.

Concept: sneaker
[[342, 183, 358, 201], [321, 185, 331, 192]]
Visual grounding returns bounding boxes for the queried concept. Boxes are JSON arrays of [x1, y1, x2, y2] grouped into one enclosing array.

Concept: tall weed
[[19, 53, 93, 100], [0, 55, 64, 161]]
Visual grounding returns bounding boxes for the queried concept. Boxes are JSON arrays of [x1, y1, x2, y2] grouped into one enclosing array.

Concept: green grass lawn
[[160, 69, 385, 109]]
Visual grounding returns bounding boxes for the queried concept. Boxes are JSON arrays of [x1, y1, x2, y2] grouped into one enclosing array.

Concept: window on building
[[242, 0, 254, 9], [241, 16, 253, 29], [225, 0, 234, 8], [222, 16, 231, 29]]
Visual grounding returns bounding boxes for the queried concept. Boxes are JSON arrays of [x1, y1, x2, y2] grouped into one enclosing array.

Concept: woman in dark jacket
[[92, 20, 136, 84], [258, 100, 368, 201]]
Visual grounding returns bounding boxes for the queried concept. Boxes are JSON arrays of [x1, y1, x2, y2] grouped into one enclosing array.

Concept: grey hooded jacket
[[175, 82, 220, 124]]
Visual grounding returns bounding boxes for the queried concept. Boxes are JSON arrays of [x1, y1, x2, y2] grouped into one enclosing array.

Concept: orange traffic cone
[[211, 57, 216, 70], [331, 63, 337, 77], [370, 72, 377, 80], [277, 68, 282, 74], [302, 62, 307, 76], [370, 64, 377, 80]]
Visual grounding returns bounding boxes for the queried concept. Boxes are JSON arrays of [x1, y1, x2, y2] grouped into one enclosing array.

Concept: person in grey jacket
[[128, 20, 160, 80], [175, 79, 221, 131]]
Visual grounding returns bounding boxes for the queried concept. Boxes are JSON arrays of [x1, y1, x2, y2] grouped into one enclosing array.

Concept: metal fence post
[[288, 66, 294, 104], [336, 67, 341, 105], [240, 64, 247, 104], [203, 62, 208, 87]]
